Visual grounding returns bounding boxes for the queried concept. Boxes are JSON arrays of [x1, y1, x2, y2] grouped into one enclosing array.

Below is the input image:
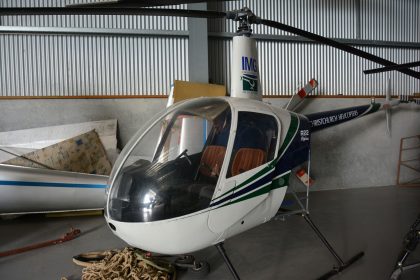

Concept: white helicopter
[[3, 2, 419, 279]]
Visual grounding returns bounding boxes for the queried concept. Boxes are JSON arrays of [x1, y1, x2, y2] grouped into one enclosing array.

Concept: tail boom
[[305, 102, 381, 132]]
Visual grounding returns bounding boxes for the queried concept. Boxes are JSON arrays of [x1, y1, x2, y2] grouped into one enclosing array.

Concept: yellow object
[[173, 80, 226, 103]]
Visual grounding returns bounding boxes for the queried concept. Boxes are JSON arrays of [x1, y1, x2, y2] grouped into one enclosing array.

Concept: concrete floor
[[0, 186, 419, 280]]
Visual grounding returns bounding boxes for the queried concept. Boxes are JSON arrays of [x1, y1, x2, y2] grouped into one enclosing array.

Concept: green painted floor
[[0, 186, 419, 280]]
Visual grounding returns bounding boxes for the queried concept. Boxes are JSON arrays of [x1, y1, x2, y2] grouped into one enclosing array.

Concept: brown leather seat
[[231, 148, 267, 177], [199, 145, 226, 177]]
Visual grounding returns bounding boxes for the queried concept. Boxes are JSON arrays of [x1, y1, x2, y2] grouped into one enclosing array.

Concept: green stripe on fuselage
[[211, 164, 274, 202], [271, 172, 290, 189], [218, 172, 291, 208]]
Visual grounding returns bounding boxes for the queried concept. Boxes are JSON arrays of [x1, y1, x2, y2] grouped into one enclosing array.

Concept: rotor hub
[[226, 7, 261, 36]]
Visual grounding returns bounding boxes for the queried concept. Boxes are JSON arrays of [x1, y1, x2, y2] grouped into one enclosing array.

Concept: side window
[[227, 112, 278, 178]]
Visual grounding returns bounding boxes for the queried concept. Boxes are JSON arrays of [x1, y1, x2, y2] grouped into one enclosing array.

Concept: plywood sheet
[[4, 130, 112, 175], [0, 119, 117, 150], [0, 120, 118, 163]]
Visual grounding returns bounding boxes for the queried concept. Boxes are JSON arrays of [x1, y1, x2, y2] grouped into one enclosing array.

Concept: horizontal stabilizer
[[400, 94, 420, 105]]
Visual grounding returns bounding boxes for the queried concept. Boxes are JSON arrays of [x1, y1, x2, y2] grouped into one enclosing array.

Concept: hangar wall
[[0, 98, 418, 190], [0, 0, 189, 96], [0, 0, 419, 190], [0, 0, 419, 96]]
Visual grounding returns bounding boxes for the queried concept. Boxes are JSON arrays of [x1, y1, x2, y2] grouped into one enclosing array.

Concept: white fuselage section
[[230, 35, 262, 101], [0, 164, 107, 214]]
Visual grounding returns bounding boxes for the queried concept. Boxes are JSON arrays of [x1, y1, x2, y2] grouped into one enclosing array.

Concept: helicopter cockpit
[[107, 98, 279, 224], [107, 99, 232, 223]]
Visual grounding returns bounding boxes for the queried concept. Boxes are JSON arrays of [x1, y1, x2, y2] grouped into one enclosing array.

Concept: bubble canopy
[[107, 99, 232, 223]]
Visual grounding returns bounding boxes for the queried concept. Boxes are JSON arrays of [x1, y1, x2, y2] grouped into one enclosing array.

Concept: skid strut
[[274, 159, 364, 279], [303, 214, 364, 280], [216, 243, 241, 280]]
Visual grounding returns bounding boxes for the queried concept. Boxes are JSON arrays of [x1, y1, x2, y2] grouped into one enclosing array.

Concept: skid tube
[[275, 174, 364, 279], [303, 213, 365, 280]]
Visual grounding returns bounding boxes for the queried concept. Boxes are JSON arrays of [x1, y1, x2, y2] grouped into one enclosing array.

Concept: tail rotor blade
[[285, 79, 318, 112]]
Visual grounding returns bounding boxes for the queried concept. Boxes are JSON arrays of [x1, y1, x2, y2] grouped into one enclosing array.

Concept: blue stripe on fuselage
[[210, 169, 274, 208], [0, 180, 106, 189]]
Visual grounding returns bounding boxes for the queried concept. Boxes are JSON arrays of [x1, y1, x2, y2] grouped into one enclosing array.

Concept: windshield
[[108, 99, 231, 222]]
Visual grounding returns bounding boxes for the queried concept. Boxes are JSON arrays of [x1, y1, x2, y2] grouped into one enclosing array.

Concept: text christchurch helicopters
[[2, 1, 420, 279]]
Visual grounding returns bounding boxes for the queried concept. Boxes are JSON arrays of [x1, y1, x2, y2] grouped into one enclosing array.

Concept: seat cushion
[[231, 148, 267, 177], [199, 145, 226, 177]]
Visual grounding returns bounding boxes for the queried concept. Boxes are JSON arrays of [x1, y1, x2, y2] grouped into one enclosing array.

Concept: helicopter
[[2, 2, 420, 279]]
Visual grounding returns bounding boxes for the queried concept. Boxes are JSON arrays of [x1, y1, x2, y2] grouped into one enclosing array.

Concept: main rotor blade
[[259, 19, 420, 80], [0, 7, 226, 18], [68, 0, 230, 8], [364, 61, 420, 75]]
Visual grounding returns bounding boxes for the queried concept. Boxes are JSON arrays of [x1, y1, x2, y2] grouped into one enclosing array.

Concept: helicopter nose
[[104, 212, 219, 255]]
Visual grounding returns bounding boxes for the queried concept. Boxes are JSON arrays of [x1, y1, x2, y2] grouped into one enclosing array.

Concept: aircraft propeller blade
[[67, 0, 232, 8], [258, 19, 420, 80], [364, 61, 420, 75], [0, 7, 226, 18]]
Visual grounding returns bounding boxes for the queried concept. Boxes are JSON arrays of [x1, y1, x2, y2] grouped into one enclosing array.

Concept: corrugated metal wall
[[0, 0, 189, 96], [0, 0, 419, 97], [0, 35, 188, 96], [208, 0, 420, 96], [0, 0, 188, 30]]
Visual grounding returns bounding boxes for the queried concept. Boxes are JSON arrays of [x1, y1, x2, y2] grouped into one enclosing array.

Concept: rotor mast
[[228, 8, 262, 101]]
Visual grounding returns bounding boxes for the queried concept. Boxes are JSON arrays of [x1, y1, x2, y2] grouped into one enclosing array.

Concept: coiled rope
[[63, 247, 176, 280]]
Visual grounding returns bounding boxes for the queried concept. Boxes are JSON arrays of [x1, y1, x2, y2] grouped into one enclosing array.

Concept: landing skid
[[216, 243, 240, 280], [212, 189, 364, 280], [174, 255, 210, 277], [274, 167, 364, 280], [302, 213, 364, 280], [174, 243, 239, 279], [181, 160, 364, 279], [389, 213, 420, 280]]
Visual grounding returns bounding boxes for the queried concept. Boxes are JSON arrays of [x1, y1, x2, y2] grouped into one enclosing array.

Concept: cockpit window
[[227, 112, 278, 178], [108, 99, 231, 222]]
